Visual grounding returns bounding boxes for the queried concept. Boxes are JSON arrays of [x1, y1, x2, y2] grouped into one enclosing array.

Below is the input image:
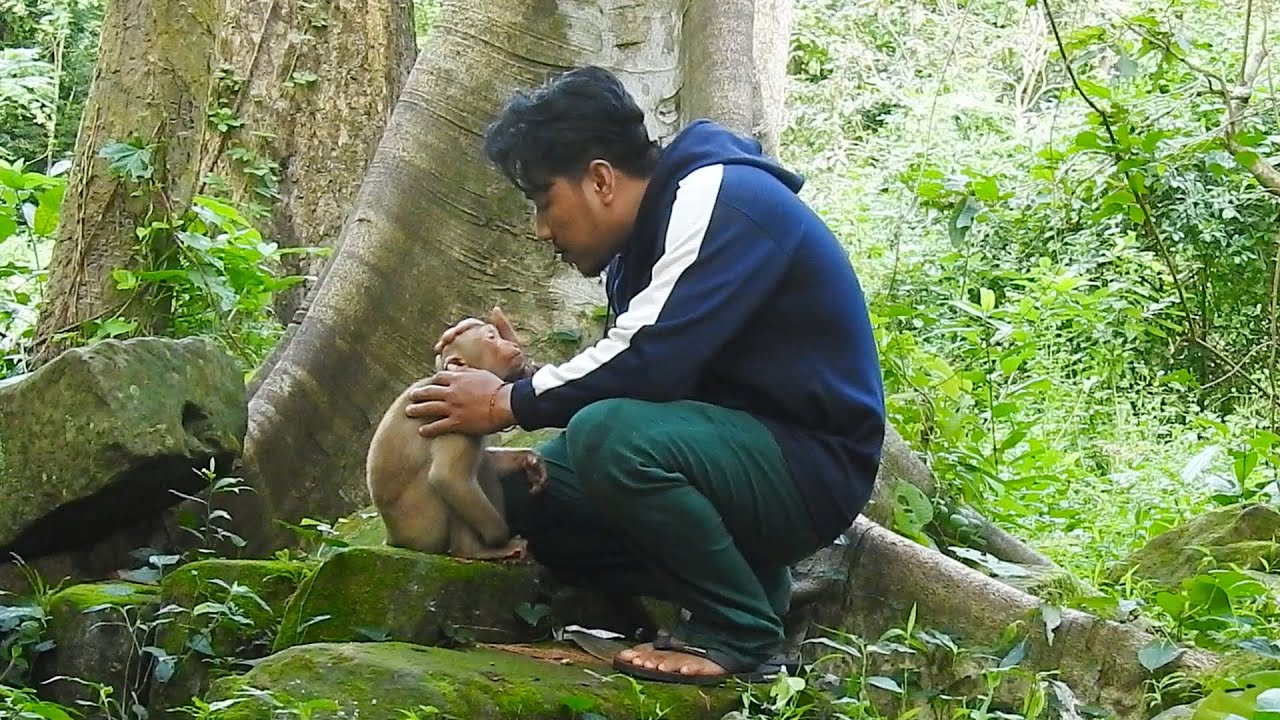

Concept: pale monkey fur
[[366, 323, 544, 560]]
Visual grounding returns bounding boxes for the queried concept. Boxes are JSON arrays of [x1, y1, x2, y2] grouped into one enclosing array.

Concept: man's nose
[[532, 214, 552, 243]]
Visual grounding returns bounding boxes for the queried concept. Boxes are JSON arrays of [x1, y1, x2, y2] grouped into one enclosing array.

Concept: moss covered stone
[[1108, 502, 1280, 589], [274, 546, 551, 650], [0, 336, 247, 558], [148, 559, 313, 718], [33, 581, 160, 717], [206, 642, 742, 720]]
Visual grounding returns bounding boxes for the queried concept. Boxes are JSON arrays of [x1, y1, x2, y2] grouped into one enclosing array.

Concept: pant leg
[[499, 432, 672, 601], [561, 398, 822, 668]]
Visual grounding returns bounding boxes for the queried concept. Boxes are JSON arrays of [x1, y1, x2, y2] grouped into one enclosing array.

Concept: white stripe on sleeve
[[530, 163, 725, 396]]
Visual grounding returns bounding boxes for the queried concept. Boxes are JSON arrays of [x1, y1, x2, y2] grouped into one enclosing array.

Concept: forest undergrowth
[[3, 0, 1280, 716]]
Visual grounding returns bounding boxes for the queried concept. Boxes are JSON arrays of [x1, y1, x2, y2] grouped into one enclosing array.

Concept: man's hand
[[406, 367, 515, 437]]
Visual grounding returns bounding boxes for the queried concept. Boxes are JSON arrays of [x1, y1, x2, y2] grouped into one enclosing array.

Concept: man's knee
[[563, 398, 660, 495], [565, 398, 648, 457]]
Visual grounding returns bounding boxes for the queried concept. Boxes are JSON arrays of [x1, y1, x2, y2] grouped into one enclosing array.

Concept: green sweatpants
[[499, 398, 822, 668]]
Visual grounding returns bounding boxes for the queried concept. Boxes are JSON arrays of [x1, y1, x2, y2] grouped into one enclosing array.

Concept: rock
[[147, 559, 313, 718], [31, 581, 160, 719], [1108, 503, 1280, 589], [323, 508, 677, 641], [0, 337, 248, 560], [1150, 701, 1198, 720], [206, 642, 741, 720], [273, 545, 553, 651]]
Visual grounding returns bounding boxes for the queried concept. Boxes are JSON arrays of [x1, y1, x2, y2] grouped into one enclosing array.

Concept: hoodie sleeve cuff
[[508, 377, 557, 430]]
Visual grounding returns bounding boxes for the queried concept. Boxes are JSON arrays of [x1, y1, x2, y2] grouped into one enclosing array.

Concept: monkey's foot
[[455, 536, 530, 563]]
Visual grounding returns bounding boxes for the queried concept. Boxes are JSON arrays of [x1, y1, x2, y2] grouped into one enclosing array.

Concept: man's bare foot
[[614, 642, 727, 677]]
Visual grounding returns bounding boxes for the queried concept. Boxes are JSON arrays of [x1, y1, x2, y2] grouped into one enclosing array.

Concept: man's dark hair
[[483, 66, 662, 195]]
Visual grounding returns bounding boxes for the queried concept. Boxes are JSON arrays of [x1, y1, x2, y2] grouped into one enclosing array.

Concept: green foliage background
[[3, 0, 1280, 714]]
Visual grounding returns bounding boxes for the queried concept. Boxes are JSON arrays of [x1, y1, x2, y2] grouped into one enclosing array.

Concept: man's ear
[[587, 159, 615, 203]]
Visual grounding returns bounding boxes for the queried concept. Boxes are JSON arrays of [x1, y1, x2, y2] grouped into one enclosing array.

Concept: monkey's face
[[438, 323, 526, 381]]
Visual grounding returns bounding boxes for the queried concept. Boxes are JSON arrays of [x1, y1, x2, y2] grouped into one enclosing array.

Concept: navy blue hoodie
[[508, 119, 886, 544]]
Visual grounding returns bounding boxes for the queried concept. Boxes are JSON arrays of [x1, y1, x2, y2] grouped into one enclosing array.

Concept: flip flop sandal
[[653, 629, 803, 675], [610, 635, 786, 686]]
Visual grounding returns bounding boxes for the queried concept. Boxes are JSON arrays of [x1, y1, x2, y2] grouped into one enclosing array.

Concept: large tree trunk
[[785, 518, 1219, 719], [199, 0, 417, 329], [225, 0, 794, 552], [31, 0, 224, 364]]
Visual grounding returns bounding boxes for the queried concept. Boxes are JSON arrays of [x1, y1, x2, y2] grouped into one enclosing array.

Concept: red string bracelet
[[489, 382, 513, 431]]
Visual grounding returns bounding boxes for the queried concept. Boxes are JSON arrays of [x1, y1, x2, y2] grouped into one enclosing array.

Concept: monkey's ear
[[442, 355, 468, 370]]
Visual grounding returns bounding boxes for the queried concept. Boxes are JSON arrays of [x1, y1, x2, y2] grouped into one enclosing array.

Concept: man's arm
[[509, 164, 792, 430]]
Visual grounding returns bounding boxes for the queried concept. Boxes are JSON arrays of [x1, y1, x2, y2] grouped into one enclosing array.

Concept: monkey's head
[[435, 323, 526, 381]]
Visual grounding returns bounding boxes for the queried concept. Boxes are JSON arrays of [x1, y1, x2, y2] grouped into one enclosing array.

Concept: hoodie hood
[[619, 120, 805, 272], [648, 119, 805, 197]]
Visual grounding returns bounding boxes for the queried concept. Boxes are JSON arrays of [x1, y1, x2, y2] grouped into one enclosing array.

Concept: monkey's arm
[[427, 435, 510, 546]]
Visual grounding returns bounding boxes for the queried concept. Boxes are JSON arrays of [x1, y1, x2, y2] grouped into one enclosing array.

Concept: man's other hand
[[406, 367, 514, 437]]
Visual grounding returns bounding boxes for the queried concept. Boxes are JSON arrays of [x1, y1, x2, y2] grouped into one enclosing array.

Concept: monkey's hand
[[521, 451, 548, 495], [484, 448, 548, 494]]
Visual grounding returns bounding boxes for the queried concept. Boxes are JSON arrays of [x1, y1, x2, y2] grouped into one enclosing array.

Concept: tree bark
[[31, 0, 224, 364], [787, 518, 1219, 719], [226, 0, 702, 552], [198, 0, 417, 328]]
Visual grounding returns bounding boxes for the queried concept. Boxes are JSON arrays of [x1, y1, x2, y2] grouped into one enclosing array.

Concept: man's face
[[528, 162, 634, 278]]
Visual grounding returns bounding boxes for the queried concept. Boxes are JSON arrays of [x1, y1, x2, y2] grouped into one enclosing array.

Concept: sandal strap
[[650, 633, 787, 675]]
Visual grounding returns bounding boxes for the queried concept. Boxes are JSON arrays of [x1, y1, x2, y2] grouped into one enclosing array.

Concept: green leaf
[[866, 676, 903, 694], [892, 481, 934, 536], [98, 140, 154, 182], [947, 196, 980, 247], [1236, 129, 1267, 146], [0, 164, 25, 189], [112, 268, 138, 290], [33, 185, 64, 236], [999, 637, 1027, 668], [1078, 78, 1112, 99], [1074, 131, 1105, 151], [1235, 151, 1260, 168], [561, 694, 598, 713], [979, 287, 996, 312], [972, 176, 999, 203], [1138, 638, 1183, 671], [515, 602, 551, 627], [0, 213, 15, 243]]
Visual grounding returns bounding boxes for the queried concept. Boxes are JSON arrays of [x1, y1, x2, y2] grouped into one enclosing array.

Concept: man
[[406, 66, 885, 685]]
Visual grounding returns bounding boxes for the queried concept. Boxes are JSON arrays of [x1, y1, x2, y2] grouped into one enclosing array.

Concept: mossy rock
[[273, 545, 552, 651], [1108, 503, 1280, 589], [148, 559, 314, 718], [32, 581, 160, 718], [0, 336, 247, 559], [206, 642, 743, 720], [291, 527, 679, 645]]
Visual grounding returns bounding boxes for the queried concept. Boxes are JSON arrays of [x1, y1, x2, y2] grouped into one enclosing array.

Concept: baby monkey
[[366, 322, 546, 561]]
